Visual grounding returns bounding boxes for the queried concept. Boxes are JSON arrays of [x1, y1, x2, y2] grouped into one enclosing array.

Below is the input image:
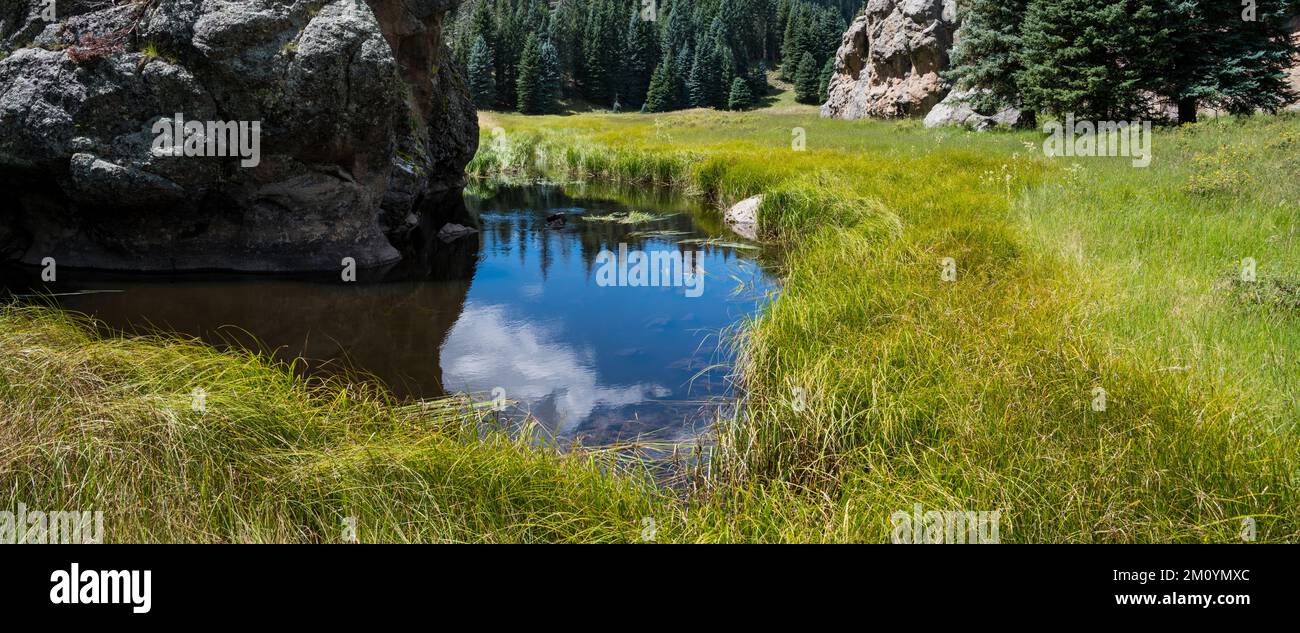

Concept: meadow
[[3, 99, 1297, 542], [473, 104, 1300, 542]]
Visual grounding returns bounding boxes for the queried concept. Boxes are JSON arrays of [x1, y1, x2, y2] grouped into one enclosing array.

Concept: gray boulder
[[0, 0, 477, 272], [923, 89, 1029, 131]]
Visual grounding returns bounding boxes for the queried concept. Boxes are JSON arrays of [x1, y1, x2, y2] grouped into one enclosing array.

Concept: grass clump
[[580, 210, 668, 224], [0, 306, 680, 543]]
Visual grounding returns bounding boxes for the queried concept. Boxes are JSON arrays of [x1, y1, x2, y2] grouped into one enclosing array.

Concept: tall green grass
[[5, 106, 1298, 542], [0, 306, 678, 543], [473, 109, 1300, 542]]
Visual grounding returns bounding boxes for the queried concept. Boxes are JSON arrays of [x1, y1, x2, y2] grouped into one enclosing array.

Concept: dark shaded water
[[2, 184, 777, 444]]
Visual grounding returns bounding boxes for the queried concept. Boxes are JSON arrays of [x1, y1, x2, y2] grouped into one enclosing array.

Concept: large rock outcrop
[[821, 0, 958, 120], [0, 0, 477, 272]]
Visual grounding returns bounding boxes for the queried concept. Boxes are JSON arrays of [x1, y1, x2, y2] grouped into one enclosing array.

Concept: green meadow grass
[[474, 107, 1300, 542], [0, 307, 676, 543], [4, 102, 1297, 542]]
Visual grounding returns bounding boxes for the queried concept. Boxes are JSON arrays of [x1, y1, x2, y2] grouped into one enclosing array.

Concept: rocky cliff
[[821, 0, 957, 121], [0, 0, 477, 272]]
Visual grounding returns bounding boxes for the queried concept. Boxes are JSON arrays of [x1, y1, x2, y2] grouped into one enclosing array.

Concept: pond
[[2, 184, 779, 444]]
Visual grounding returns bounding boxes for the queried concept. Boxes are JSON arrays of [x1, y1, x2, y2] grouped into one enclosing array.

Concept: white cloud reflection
[[440, 303, 669, 433]]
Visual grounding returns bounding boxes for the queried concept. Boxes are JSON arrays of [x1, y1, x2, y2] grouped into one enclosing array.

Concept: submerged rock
[[436, 223, 478, 243], [0, 0, 477, 272], [821, 0, 958, 121]]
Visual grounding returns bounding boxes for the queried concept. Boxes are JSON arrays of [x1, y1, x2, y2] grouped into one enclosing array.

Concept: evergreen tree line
[[449, 0, 856, 113], [948, 0, 1300, 124]]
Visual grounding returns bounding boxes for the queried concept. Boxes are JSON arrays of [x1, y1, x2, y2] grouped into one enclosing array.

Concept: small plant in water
[[581, 211, 674, 224]]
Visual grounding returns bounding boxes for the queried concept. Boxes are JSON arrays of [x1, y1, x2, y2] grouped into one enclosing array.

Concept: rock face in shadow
[[0, 0, 477, 272], [821, 0, 958, 120], [5, 191, 481, 400]]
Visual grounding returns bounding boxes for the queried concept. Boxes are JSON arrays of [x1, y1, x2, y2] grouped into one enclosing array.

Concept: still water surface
[[5, 184, 778, 444]]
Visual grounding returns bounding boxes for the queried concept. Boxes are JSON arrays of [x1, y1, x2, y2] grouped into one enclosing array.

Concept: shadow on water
[[2, 183, 779, 445]]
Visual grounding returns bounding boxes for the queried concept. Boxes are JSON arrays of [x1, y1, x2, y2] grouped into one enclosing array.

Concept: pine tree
[[793, 51, 819, 104], [580, 2, 613, 105], [687, 49, 709, 108], [954, 0, 1299, 124], [644, 53, 676, 112], [663, 2, 692, 55], [774, 0, 792, 65], [621, 9, 659, 110], [697, 25, 734, 109], [779, 3, 804, 80], [516, 33, 543, 114], [468, 35, 497, 109], [1016, 0, 1159, 120], [548, 0, 585, 97], [818, 56, 834, 104], [747, 60, 769, 95], [451, 0, 859, 114], [807, 6, 843, 64], [946, 0, 1030, 114], [727, 76, 754, 110], [672, 43, 693, 110], [1153, 0, 1298, 122], [493, 2, 525, 109], [538, 39, 561, 113]]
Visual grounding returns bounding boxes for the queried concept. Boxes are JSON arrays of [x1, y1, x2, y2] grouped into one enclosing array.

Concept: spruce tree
[[672, 43, 694, 110], [451, 0, 870, 115], [538, 39, 562, 113], [493, 2, 524, 109], [1153, 0, 1298, 122], [687, 50, 709, 108], [621, 9, 659, 110], [645, 53, 676, 113], [793, 51, 820, 104], [516, 33, 543, 114], [580, 2, 614, 105], [1016, 0, 1159, 120], [548, 0, 584, 97], [701, 26, 734, 109], [727, 76, 754, 110], [468, 35, 497, 109], [747, 60, 769, 95], [818, 56, 834, 103], [946, 0, 1030, 114], [808, 6, 844, 64], [779, 4, 804, 81]]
